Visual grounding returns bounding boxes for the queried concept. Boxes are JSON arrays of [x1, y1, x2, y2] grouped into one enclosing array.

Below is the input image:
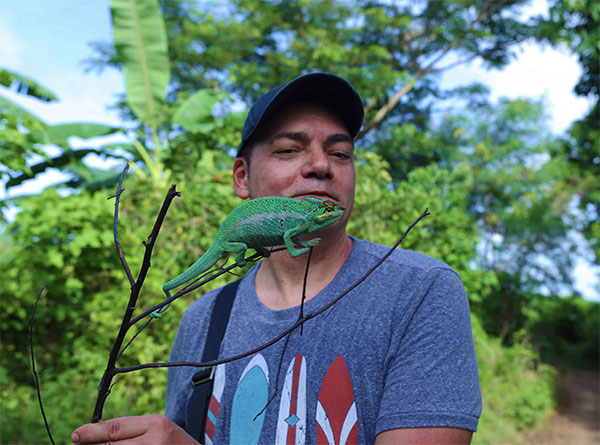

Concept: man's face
[[233, 102, 356, 232]]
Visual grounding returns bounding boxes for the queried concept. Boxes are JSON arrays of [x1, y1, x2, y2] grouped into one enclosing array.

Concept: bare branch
[[254, 332, 292, 420], [91, 184, 180, 423], [30, 286, 55, 445], [435, 54, 479, 72]]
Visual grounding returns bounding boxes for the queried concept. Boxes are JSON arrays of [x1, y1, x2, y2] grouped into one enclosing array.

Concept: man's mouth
[[297, 192, 336, 201]]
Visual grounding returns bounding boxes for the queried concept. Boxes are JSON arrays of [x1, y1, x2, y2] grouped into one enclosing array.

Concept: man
[[72, 72, 481, 444]]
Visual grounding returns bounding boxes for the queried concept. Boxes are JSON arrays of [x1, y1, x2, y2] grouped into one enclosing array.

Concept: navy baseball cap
[[237, 72, 364, 157]]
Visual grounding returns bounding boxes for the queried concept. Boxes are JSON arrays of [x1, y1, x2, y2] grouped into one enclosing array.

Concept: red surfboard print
[[316, 355, 358, 444], [204, 364, 226, 445]]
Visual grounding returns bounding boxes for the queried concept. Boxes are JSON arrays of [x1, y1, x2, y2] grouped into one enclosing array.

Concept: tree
[[87, 0, 539, 174], [535, 0, 600, 264]]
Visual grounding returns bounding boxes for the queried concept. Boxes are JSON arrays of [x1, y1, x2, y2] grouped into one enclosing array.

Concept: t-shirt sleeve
[[376, 267, 482, 434]]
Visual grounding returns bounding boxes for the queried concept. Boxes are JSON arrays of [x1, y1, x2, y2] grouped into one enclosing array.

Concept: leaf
[[0, 93, 47, 128], [0, 68, 58, 102], [172, 89, 227, 132], [4, 149, 129, 189], [62, 162, 125, 190], [110, 0, 170, 123], [47, 123, 122, 146]]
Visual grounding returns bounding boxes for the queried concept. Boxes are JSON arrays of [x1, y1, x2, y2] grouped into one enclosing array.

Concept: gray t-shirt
[[166, 237, 482, 444]]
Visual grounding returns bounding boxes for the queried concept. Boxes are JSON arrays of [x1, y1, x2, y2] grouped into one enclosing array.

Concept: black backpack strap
[[185, 279, 240, 442]]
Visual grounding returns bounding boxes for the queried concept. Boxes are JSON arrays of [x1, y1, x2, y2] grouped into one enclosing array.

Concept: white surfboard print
[[276, 353, 307, 445]]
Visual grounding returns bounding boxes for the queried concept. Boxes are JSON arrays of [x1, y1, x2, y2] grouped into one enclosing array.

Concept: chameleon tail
[[151, 289, 171, 319], [153, 245, 224, 318]]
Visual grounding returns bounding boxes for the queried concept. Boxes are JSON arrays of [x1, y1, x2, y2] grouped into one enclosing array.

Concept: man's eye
[[332, 151, 352, 159], [275, 148, 296, 154]]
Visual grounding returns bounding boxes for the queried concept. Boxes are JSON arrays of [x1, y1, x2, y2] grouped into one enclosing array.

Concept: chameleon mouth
[[318, 210, 344, 219]]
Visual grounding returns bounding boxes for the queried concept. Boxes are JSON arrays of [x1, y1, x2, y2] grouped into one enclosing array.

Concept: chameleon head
[[300, 197, 345, 232]]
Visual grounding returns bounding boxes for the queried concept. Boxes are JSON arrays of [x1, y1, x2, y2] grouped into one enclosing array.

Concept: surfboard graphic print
[[230, 354, 269, 444], [276, 353, 307, 445], [316, 355, 358, 444], [204, 364, 226, 445]]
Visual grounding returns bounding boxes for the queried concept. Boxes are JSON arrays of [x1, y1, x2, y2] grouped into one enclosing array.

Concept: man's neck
[[255, 231, 353, 310]]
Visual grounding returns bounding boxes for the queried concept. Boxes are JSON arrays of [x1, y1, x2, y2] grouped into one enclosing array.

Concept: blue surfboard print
[[230, 354, 269, 444]]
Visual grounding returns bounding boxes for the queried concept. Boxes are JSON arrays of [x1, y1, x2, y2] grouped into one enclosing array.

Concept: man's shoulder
[[352, 237, 459, 277], [180, 282, 230, 323]]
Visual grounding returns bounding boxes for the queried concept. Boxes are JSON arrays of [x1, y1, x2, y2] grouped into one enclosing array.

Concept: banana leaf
[[0, 68, 58, 102], [111, 0, 170, 124]]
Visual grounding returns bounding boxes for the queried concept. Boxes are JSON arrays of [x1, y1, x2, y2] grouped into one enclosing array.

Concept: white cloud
[[442, 43, 593, 134], [0, 16, 23, 68]]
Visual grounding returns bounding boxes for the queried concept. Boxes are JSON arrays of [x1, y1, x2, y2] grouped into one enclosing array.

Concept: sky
[[0, 0, 597, 298]]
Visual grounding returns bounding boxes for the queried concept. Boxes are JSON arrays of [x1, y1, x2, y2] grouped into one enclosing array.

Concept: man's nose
[[302, 147, 331, 179]]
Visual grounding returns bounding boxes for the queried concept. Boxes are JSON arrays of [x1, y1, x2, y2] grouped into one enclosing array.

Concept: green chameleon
[[153, 196, 344, 317]]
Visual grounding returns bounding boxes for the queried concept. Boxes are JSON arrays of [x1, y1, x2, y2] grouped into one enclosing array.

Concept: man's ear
[[233, 157, 250, 199]]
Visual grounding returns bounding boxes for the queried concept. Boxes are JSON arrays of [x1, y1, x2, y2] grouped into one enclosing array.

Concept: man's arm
[[71, 415, 198, 444], [376, 427, 472, 444]]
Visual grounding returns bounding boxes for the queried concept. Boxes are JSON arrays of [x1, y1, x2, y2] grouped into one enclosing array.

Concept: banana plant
[[109, 0, 238, 187], [0, 70, 129, 193], [110, 0, 170, 186], [1, 0, 237, 198]]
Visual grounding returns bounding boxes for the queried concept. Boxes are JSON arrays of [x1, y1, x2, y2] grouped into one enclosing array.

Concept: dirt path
[[526, 368, 599, 444]]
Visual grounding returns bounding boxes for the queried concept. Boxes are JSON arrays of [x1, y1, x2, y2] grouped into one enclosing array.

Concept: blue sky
[[0, 0, 597, 298]]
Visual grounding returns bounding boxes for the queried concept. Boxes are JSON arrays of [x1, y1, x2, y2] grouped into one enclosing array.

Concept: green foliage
[[446, 99, 580, 294], [350, 150, 478, 277], [535, 0, 600, 264], [527, 295, 600, 369], [2, 1, 597, 442], [171, 89, 229, 133], [0, 151, 243, 442], [472, 316, 558, 444], [0, 97, 48, 179], [111, 0, 170, 125]]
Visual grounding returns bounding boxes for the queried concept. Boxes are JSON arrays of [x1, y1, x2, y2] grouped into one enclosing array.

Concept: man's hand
[[71, 414, 198, 444]]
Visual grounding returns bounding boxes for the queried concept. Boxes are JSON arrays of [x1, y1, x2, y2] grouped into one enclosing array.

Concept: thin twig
[[112, 209, 430, 375], [299, 247, 313, 335], [30, 286, 55, 445], [116, 318, 153, 361], [254, 332, 292, 420], [110, 163, 135, 287]]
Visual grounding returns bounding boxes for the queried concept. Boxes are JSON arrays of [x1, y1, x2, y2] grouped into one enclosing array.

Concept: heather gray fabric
[[165, 237, 482, 443]]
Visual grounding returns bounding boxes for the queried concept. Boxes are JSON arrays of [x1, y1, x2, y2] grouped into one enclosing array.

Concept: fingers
[[72, 415, 197, 445], [71, 416, 148, 444]]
